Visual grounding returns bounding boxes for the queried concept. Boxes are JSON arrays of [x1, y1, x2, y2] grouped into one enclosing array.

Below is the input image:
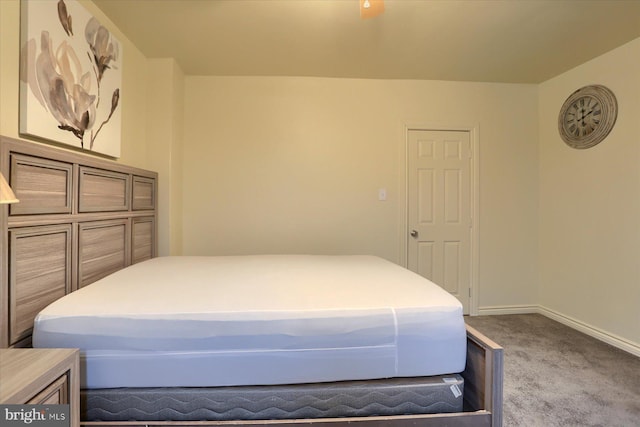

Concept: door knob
[[410, 229, 418, 238]]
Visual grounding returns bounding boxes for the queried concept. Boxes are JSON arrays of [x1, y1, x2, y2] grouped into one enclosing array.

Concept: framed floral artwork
[[20, 0, 122, 158]]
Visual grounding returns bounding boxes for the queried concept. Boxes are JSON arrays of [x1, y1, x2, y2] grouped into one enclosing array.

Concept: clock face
[[558, 85, 617, 149], [562, 95, 601, 139]]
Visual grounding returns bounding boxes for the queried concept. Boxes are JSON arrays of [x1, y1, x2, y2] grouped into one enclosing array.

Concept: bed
[[0, 135, 503, 427], [33, 255, 467, 388]]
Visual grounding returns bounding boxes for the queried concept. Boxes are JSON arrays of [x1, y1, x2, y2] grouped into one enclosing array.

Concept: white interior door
[[407, 129, 472, 313]]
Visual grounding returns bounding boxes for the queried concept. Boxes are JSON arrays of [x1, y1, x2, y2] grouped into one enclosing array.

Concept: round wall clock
[[558, 84, 617, 149]]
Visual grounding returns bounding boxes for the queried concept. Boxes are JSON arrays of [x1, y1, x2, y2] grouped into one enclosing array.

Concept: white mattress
[[33, 255, 466, 389]]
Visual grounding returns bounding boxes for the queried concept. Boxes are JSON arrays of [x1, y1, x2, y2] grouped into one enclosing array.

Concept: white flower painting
[[20, 0, 122, 158]]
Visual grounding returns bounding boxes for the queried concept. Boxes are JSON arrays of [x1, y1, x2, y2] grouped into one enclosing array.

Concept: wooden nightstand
[[0, 348, 80, 427]]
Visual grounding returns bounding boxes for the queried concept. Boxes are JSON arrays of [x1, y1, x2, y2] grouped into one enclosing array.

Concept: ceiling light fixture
[[360, 0, 384, 19]]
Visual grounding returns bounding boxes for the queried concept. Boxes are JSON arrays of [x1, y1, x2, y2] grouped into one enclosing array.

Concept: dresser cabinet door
[[27, 374, 69, 404], [9, 154, 73, 216], [132, 216, 155, 264], [8, 225, 72, 346], [132, 176, 156, 211], [78, 220, 130, 288], [79, 167, 130, 212]]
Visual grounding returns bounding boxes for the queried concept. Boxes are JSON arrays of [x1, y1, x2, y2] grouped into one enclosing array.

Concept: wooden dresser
[[0, 136, 158, 348], [0, 348, 80, 426]]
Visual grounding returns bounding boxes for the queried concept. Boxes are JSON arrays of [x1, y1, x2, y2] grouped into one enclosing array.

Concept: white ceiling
[[93, 0, 640, 83]]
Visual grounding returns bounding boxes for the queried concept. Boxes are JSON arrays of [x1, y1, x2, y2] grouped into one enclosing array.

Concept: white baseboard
[[476, 305, 539, 316], [473, 304, 640, 357], [536, 306, 640, 358]]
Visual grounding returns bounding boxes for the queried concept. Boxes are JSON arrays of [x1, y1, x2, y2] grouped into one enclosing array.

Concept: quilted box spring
[[82, 375, 464, 421]]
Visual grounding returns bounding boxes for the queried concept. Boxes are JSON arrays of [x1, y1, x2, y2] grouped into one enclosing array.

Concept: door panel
[[408, 129, 472, 312]]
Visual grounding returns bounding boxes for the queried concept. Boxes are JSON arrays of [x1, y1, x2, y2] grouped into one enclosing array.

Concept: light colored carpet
[[465, 314, 640, 427]]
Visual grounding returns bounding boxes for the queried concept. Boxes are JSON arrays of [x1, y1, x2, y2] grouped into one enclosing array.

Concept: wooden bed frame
[[0, 136, 503, 427], [0, 136, 158, 349]]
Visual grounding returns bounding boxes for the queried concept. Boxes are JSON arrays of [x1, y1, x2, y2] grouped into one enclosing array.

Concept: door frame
[[399, 123, 480, 315]]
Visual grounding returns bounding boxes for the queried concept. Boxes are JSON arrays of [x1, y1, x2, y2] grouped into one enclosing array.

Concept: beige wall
[[170, 61, 185, 256], [183, 76, 540, 310], [538, 38, 640, 348], [146, 58, 185, 256]]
